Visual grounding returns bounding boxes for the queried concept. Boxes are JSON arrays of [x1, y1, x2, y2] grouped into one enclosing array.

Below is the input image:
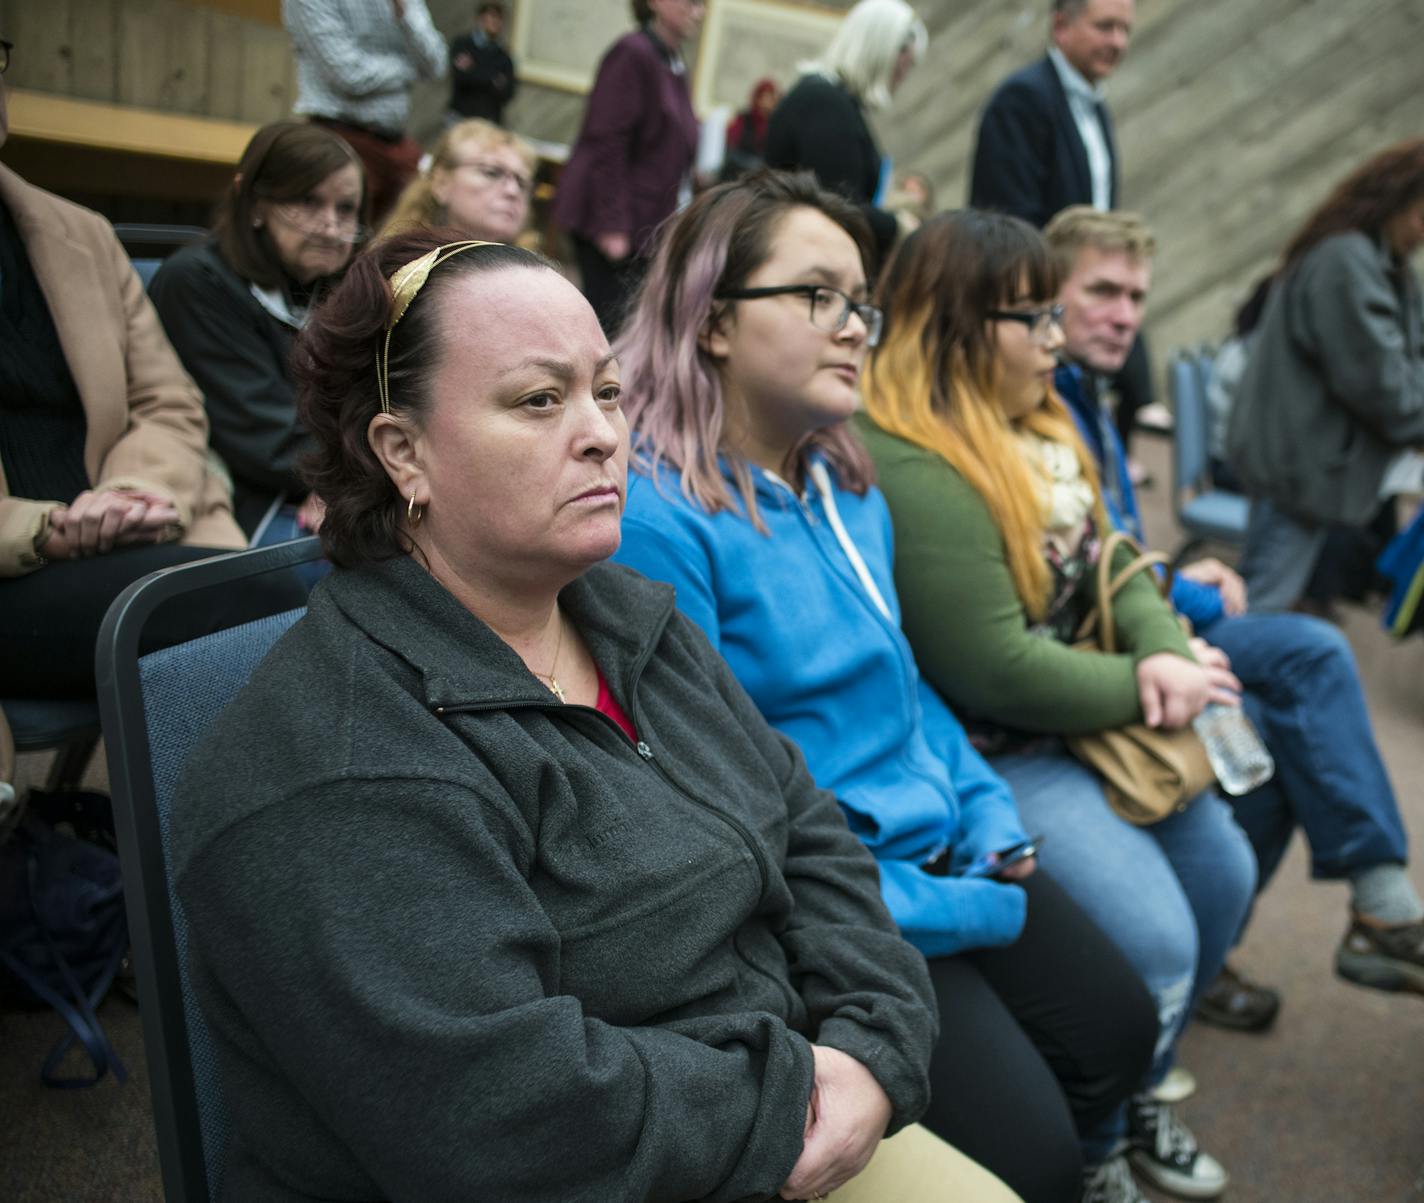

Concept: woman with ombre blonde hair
[[381, 118, 534, 244], [858, 208, 1256, 1203]]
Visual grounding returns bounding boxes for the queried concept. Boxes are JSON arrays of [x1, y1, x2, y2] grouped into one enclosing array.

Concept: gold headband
[[377, 240, 497, 415]]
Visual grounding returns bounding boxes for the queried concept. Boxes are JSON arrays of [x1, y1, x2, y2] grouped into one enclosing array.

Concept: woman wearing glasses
[[857, 210, 1257, 1203], [612, 172, 1158, 1203], [149, 121, 367, 537], [381, 118, 534, 245]]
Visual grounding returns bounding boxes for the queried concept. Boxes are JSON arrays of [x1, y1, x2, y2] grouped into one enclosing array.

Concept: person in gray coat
[[1228, 139, 1424, 613], [171, 230, 1022, 1202]]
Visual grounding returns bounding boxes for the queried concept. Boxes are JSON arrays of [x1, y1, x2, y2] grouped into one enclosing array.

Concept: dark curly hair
[[292, 228, 555, 567], [1282, 138, 1424, 269]]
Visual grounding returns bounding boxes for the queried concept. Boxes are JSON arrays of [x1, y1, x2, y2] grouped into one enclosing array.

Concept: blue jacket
[[1056, 363, 1225, 631], [614, 455, 1029, 958]]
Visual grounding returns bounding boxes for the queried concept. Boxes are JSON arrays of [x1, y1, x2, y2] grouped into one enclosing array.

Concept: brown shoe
[[1194, 962, 1280, 1032], [1336, 916, 1424, 995]]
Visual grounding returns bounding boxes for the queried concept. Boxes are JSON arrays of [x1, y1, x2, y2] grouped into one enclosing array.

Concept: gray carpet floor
[[2, 436, 1422, 1201]]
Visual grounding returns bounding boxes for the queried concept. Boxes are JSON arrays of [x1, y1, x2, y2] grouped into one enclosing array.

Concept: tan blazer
[[0, 164, 244, 577]]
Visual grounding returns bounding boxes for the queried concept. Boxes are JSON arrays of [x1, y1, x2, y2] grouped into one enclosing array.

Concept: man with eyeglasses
[[283, 0, 447, 222], [1047, 206, 1424, 1066], [448, 2, 517, 127]]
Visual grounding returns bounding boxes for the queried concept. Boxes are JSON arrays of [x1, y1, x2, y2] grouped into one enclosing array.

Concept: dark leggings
[[920, 872, 1158, 1203], [1, 542, 307, 698], [571, 235, 646, 338]]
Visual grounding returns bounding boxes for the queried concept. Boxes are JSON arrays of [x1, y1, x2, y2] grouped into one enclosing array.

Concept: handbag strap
[[0, 839, 129, 1088], [1074, 530, 1174, 653]]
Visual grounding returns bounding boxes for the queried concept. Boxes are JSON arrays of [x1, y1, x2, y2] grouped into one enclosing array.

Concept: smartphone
[[958, 835, 1045, 879]]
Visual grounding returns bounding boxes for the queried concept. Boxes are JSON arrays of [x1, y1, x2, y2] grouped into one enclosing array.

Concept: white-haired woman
[[765, 0, 927, 259]]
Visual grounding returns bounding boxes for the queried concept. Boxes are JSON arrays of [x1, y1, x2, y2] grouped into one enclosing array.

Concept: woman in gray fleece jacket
[[171, 230, 1021, 1203], [1228, 138, 1424, 611]]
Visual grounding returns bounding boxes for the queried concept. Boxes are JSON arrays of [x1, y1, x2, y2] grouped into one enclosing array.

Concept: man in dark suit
[[970, 0, 1156, 471], [970, 0, 1131, 224], [448, 2, 517, 126]]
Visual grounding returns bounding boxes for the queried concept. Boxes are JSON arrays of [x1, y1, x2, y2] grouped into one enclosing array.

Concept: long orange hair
[[862, 209, 1106, 621]]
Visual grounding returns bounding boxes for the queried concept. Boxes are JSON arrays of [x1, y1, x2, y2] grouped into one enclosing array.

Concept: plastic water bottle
[[1192, 703, 1275, 795]]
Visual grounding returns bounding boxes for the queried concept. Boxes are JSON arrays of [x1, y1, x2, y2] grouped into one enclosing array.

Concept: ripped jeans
[[993, 746, 1256, 1106]]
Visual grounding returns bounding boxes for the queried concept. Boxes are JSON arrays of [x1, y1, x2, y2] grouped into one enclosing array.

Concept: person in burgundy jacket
[[553, 0, 702, 334]]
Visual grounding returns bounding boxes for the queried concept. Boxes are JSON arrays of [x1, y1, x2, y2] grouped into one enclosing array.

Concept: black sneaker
[[1194, 962, 1281, 1032], [1127, 1095, 1228, 1199], [1083, 1154, 1149, 1203], [1336, 916, 1424, 995]]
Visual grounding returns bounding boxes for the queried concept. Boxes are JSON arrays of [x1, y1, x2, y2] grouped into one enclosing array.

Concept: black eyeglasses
[[0, 41, 13, 76], [715, 284, 883, 346], [987, 302, 1064, 345]]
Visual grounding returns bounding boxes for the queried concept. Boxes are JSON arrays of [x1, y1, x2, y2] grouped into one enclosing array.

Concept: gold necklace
[[531, 610, 567, 702]]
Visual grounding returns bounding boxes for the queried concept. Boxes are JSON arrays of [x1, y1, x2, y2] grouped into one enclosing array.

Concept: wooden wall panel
[[67, 0, 120, 103], [3, 0, 76, 94], [116, 0, 212, 114], [236, 21, 298, 123]]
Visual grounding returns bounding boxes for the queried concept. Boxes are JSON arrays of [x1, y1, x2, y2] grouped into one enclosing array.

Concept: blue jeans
[[992, 748, 1256, 1097], [1201, 611, 1408, 889], [253, 504, 331, 590], [1240, 498, 1329, 612]]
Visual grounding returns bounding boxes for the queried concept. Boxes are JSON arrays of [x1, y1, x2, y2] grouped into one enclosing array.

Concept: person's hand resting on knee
[[1177, 557, 1248, 616]]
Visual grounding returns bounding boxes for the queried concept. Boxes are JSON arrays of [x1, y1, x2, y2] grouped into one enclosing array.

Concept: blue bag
[[0, 799, 129, 1088]]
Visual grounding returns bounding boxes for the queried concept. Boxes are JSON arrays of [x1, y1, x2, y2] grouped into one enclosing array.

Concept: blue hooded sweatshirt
[[614, 454, 1029, 958], [1056, 362, 1225, 631]]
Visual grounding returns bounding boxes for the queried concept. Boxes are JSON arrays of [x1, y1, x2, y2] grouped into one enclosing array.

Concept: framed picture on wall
[[693, 0, 843, 117], [510, 0, 631, 94]]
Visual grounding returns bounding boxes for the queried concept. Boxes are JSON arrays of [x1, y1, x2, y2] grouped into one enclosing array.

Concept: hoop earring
[[407, 493, 424, 528]]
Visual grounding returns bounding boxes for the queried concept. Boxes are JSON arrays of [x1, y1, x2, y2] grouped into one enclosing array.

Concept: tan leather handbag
[[1064, 531, 1217, 825]]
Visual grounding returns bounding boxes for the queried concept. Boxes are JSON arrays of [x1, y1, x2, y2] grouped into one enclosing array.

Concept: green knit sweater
[[855, 415, 1194, 735]]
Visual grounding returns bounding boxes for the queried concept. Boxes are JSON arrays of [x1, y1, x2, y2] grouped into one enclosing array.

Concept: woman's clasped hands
[[41, 488, 181, 560], [780, 1045, 893, 1201]]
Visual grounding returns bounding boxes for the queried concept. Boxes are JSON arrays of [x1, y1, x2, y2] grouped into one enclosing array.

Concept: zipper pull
[[635, 740, 654, 761]]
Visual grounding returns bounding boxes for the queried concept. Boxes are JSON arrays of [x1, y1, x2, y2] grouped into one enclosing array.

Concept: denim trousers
[[1201, 611, 1409, 889], [991, 748, 1256, 1102], [1240, 497, 1330, 612]]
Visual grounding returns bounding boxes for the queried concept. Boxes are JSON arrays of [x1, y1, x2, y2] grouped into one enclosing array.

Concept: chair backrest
[[112, 223, 207, 258], [95, 538, 322, 1202], [1170, 348, 1213, 505], [132, 258, 164, 289]]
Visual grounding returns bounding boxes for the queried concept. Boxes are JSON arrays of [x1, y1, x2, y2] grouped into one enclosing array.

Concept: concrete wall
[[880, 0, 1424, 353]]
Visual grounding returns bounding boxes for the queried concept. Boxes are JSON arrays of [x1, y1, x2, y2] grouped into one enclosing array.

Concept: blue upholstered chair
[[112, 223, 206, 293], [95, 537, 321, 1201], [1, 697, 101, 792]]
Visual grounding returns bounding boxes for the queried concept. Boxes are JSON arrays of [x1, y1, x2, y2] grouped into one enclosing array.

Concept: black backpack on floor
[[0, 790, 129, 1088]]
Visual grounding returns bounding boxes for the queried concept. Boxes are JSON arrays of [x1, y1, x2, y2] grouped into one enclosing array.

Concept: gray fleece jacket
[[172, 554, 936, 1203], [1228, 230, 1424, 526]]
